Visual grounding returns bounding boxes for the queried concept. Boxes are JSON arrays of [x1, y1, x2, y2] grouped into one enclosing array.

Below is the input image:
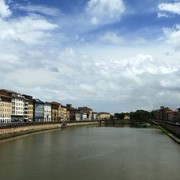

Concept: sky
[[0, 0, 180, 113]]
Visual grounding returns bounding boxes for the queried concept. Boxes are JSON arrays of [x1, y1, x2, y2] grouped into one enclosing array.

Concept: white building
[[81, 113, 88, 121], [11, 93, 25, 122], [44, 102, 51, 121], [78, 107, 93, 120], [92, 112, 98, 121]]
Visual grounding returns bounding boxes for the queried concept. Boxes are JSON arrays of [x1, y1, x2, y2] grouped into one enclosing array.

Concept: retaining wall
[[0, 121, 98, 140], [0, 123, 61, 140], [160, 122, 180, 138]]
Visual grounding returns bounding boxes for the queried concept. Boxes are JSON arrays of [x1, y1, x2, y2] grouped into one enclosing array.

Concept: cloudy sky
[[0, 0, 180, 113]]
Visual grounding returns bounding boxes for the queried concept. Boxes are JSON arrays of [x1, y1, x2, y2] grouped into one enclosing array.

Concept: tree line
[[114, 110, 155, 121]]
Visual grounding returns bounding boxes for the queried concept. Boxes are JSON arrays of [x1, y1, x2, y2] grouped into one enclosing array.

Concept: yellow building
[[59, 106, 67, 121], [23, 95, 34, 121], [97, 112, 111, 120], [0, 89, 25, 122], [51, 102, 60, 121], [28, 101, 34, 121], [124, 115, 130, 120], [0, 94, 12, 123]]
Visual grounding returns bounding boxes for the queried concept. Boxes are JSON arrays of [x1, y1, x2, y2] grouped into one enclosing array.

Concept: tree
[[114, 113, 126, 119], [115, 109, 152, 122]]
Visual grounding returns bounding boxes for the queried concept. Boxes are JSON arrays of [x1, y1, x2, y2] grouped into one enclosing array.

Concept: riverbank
[[102, 120, 180, 144], [151, 120, 180, 144], [1, 121, 180, 144], [0, 121, 98, 141], [156, 125, 180, 144]]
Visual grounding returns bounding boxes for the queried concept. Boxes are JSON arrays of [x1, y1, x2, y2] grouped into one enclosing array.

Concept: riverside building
[[60, 105, 67, 121], [0, 89, 25, 122], [0, 94, 12, 123], [44, 102, 52, 121], [23, 94, 34, 122], [34, 99, 45, 122], [11, 93, 25, 122], [51, 102, 60, 121]]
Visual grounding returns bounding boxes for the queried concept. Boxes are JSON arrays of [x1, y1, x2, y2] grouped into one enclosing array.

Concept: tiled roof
[[0, 94, 12, 99]]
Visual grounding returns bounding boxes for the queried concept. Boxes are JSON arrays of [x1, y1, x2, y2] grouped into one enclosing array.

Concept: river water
[[0, 127, 180, 180]]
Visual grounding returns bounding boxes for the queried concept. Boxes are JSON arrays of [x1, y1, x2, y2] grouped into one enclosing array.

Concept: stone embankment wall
[[0, 123, 61, 140], [160, 122, 180, 138], [0, 121, 98, 140]]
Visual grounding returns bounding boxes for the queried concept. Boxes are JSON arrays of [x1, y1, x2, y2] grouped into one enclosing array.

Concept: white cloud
[[8, 69, 57, 87], [162, 25, 180, 48], [133, 38, 147, 45], [100, 32, 124, 45], [119, 54, 176, 75], [0, 15, 58, 45], [0, 0, 12, 18], [160, 79, 180, 90], [14, 5, 61, 17], [86, 0, 125, 25], [0, 0, 60, 46], [158, 2, 180, 15], [157, 12, 170, 18], [91, 16, 98, 25], [1, 36, 180, 112], [1, 0, 180, 112]]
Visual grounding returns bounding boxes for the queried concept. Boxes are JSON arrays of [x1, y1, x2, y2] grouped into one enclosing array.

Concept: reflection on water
[[0, 127, 180, 180]]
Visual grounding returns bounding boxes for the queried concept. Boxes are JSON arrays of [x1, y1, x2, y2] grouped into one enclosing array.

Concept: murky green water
[[0, 127, 180, 180]]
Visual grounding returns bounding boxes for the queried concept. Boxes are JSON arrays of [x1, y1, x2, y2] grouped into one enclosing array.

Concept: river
[[0, 127, 180, 180]]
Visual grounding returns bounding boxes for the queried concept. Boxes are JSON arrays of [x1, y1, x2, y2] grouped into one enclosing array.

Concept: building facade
[[34, 99, 44, 122], [81, 112, 88, 121], [66, 104, 81, 121], [97, 112, 111, 120], [23, 95, 34, 122], [78, 107, 93, 120], [154, 106, 177, 122], [51, 102, 60, 121], [92, 112, 98, 121], [44, 102, 52, 122], [0, 94, 12, 123], [0, 89, 25, 122], [60, 106, 67, 121], [11, 93, 25, 122]]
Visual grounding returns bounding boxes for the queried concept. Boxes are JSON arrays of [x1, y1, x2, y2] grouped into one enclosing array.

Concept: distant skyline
[[0, 0, 180, 113]]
